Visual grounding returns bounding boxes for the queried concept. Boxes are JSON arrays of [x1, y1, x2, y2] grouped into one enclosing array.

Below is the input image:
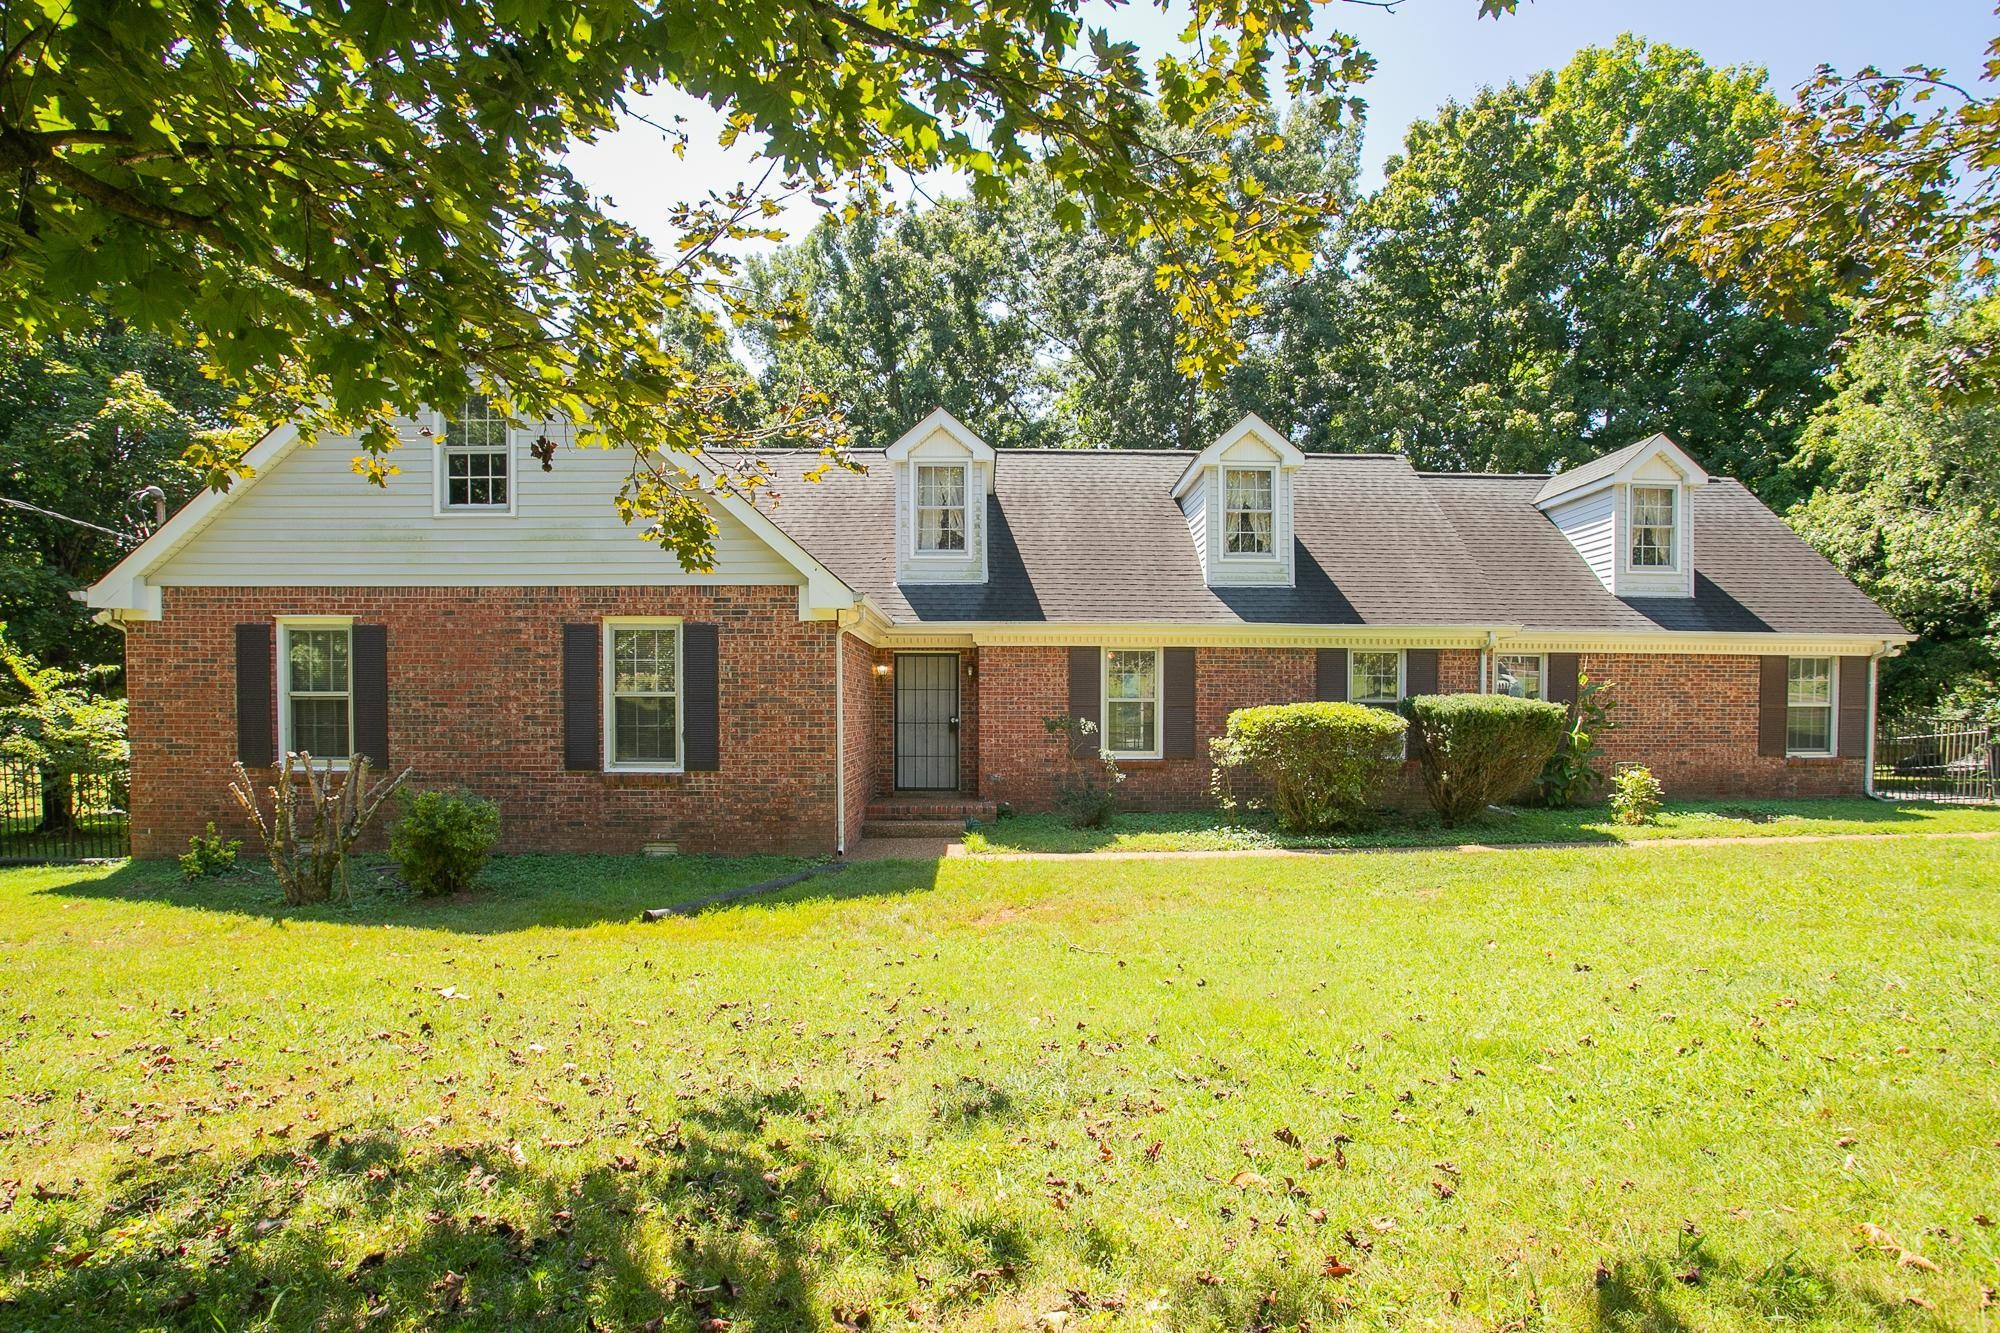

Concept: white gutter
[[1864, 651, 1880, 799]]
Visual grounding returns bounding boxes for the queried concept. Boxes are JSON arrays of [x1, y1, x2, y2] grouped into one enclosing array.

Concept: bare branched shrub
[[228, 753, 410, 905]]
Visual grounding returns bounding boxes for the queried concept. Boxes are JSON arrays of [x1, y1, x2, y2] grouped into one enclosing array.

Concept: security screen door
[[893, 653, 960, 791]]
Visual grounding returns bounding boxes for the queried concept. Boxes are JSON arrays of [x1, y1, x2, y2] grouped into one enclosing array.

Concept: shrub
[[1042, 715, 1123, 828], [1538, 673, 1617, 807], [390, 787, 502, 896], [178, 821, 241, 880], [1609, 764, 1664, 825], [1406, 693, 1569, 826], [229, 753, 409, 905], [1210, 702, 1407, 834]]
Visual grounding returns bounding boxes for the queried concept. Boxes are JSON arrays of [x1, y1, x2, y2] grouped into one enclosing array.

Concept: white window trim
[[431, 407, 518, 518], [1100, 646, 1164, 761], [911, 462, 971, 559], [602, 617, 685, 774], [1218, 464, 1278, 561], [1492, 652, 1547, 701], [1626, 484, 1678, 573], [275, 616, 355, 769], [1785, 656, 1838, 759], [1349, 648, 1405, 706]]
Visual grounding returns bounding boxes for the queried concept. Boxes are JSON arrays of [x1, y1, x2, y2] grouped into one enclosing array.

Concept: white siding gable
[[1535, 437, 1706, 600], [144, 420, 805, 590], [1545, 488, 1615, 590], [1171, 414, 1302, 588], [885, 409, 995, 586]]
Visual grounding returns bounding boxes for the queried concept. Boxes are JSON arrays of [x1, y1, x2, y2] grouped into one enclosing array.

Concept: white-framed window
[[1102, 648, 1161, 758], [1222, 466, 1276, 557], [1350, 649, 1402, 706], [914, 464, 968, 554], [1494, 653, 1545, 700], [604, 621, 683, 772], [278, 620, 353, 762], [1786, 656, 1836, 757], [1629, 485, 1676, 569], [436, 393, 513, 514]]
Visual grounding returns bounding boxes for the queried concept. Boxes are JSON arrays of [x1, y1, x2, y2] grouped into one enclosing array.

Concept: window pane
[[1630, 486, 1675, 567], [613, 629, 676, 695], [1787, 657, 1832, 706], [916, 466, 967, 552], [1106, 700, 1156, 754], [1351, 651, 1399, 703], [1106, 650, 1157, 702], [1496, 654, 1542, 699], [290, 696, 350, 757], [457, 393, 508, 448], [288, 629, 348, 694], [614, 696, 678, 764], [1787, 706, 1831, 754], [1224, 469, 1274, 555]]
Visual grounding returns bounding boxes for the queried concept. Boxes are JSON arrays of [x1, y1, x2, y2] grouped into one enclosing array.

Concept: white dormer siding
[[1171, 414, 1304, 588], [1535, 434, 1707, 599], [886, 408, 996, 586]]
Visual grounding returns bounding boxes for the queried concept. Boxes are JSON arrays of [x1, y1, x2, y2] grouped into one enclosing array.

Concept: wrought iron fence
[[1874, 716, 1998, 804], [0, 758, 130, 862]]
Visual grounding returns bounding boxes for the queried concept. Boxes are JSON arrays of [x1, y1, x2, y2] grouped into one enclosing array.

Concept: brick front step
[[865, 797, 997, 823], [860, 819, 975, 840]]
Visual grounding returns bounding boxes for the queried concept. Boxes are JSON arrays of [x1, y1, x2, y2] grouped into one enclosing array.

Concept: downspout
[[834, 612, 849, 855], [1864, 644, 1895, 800], [1482, 630, 1499, 693]]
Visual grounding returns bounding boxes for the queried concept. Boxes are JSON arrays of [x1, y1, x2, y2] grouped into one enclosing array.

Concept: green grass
[[961, 797, 2000, 854], [2, 840, 1998, 1329]]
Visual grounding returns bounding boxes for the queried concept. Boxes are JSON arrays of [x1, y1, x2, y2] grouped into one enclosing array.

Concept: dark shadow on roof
[[1622, 573, 1774, 634], [1210, 542, 1363, 625], [897, 496, 1047, 621]]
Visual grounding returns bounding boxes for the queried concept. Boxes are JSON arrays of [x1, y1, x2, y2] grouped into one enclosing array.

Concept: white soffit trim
[[1534, 433, 1711, 511], [1171, 412, 1305, 499]]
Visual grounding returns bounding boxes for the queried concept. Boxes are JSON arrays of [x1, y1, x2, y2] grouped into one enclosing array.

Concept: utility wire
[[0, 495, 140, 545]]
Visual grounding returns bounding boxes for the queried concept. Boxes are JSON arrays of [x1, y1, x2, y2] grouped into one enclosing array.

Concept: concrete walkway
[[935, 827, 2000, 863]]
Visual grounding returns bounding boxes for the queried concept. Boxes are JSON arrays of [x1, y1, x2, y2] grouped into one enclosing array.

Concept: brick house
[[86, 407, 1909, 857]]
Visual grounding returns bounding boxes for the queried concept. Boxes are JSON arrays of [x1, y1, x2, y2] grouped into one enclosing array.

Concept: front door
[[894, 653, 960, 791]]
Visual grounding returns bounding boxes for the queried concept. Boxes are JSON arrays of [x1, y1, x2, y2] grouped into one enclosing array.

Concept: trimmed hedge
[[1211, 702, 1407, 833], [1406, 693, 1569, 825]]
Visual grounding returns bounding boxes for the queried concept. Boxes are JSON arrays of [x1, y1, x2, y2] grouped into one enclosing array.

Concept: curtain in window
[[916, 466, 967, 552], [1224, 469, 1274, 554], [1630, 487, 1675, 567]]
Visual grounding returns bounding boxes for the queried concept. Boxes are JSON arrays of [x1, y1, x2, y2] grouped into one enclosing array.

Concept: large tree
[[1788, 301, 2000, 718], [0, 0, 1513, 562], [1335, 37, 1842, 495], [0, 323, 226, 667], [745, 98, 1361, 451]]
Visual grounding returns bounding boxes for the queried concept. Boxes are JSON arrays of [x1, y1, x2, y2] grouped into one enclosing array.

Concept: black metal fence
[[1874, 716, 1998, 804], [0, 758, 131, 862]]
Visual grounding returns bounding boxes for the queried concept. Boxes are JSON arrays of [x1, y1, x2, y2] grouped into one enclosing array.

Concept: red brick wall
[[972, 645, 1862, 812], [125, 586, 841, 857], [839, 632, 877, 846], [1581, 652, 1864, 797]]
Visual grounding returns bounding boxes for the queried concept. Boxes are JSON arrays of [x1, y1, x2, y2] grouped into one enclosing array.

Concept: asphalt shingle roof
[[754, 448, 1904, 637]]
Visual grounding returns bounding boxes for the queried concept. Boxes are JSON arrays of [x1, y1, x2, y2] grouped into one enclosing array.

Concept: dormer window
[[1629, 485, 1676, 569], [1222, 467, 1275, 556], [438, 393, 513, 514], [915, 464, 968, 554]]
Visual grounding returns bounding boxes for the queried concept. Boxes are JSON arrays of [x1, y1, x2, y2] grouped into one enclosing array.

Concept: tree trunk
[[37, 770, 75, 834]]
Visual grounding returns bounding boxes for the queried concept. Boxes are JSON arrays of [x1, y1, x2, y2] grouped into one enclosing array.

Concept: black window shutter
[[562, 624, 600, 771], [1404, 648, 1439, 698], [1163, 648, 1196, 758], [1314, 649, 1348, 702], [683, 622, 720, 771], [1837, 656, 1869, 759], [1757, 656, 1789, 757], [1546, 652, 1581, 709], [1067, 647, 1101, 756], [351, 624, 389, 767], [234, 623, 275, 767]]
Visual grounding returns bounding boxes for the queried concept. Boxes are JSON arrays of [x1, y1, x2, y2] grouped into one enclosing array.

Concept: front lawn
[[962, 796, 2000, 854], [2, 840, 1997, 1329]]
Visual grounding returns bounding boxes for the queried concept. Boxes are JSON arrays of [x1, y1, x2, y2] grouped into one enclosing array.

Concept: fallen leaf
[[1321, 1258, 1353, 1278], [1229, 1169, 1267, 1190]]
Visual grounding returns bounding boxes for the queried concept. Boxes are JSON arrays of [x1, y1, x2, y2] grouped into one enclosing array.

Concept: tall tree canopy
[[1334, 37, 1842, 494], [1788, 300, 2000, 718], [0, 0, 1522, 563], [743, 100, 1361, 451], [1677, 14, 2000, 396], [0, 323, 226, 667]]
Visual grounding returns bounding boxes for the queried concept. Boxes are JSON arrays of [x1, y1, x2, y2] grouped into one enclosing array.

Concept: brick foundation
[[126, 586, 841, 858]]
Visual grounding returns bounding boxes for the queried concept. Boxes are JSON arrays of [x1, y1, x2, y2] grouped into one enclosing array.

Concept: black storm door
[[894, 653, 960, 791]]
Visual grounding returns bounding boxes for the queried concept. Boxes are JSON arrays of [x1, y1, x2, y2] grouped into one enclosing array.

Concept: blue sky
[[566, 0, 1995, 248]]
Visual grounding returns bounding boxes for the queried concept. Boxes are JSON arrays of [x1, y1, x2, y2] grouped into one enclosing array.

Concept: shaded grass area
[[2, 841, 1998, 1329], [961, 797, 2000, 854]]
